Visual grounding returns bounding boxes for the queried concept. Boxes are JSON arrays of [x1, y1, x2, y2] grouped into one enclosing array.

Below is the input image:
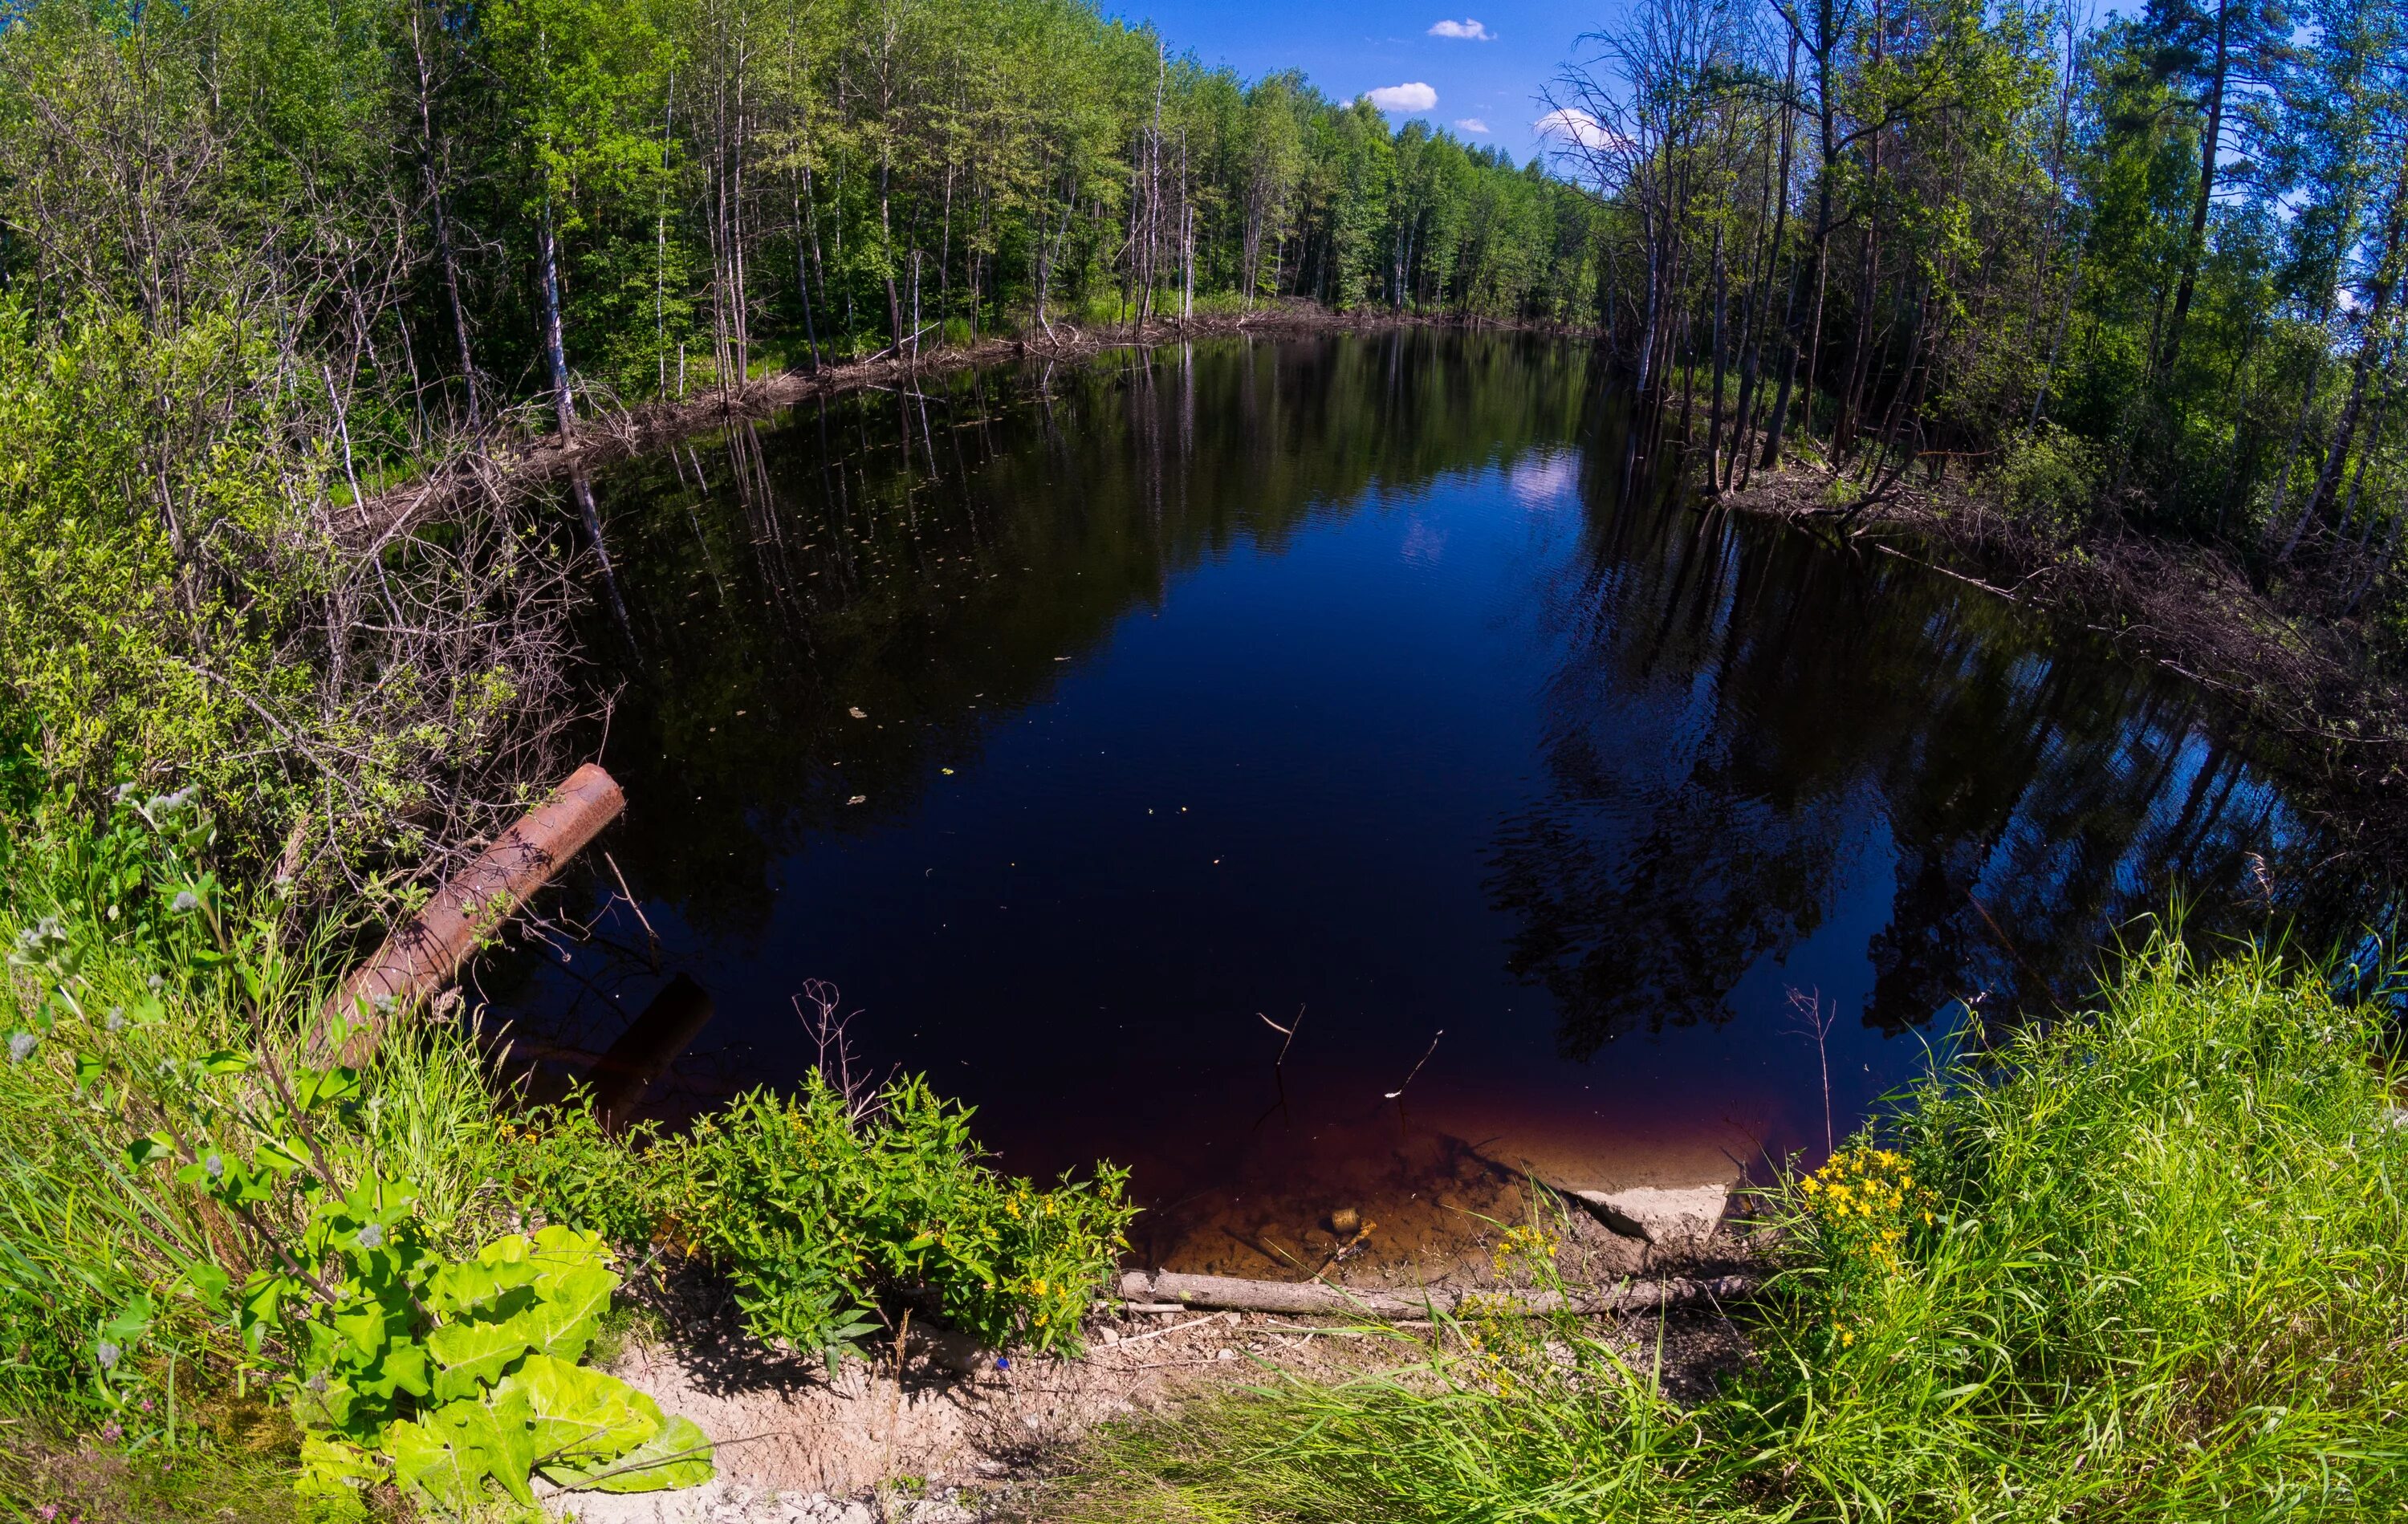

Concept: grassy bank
[[0, 771, 1132, 1519], [1044, 933, 2408, 1522]]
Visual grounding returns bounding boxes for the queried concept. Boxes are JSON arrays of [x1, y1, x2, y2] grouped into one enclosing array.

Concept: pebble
[[547, 1480, 985, 1524]]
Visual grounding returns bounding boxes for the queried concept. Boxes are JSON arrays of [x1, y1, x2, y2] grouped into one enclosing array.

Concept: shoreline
[[1712, 459, 2408, 872], [349, 317, 2408, 880], [338, 305, 1592, 548]]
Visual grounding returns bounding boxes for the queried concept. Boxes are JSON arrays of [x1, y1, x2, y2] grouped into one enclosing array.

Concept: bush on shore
[[1047, 933, 2408, 1522], [513, 1083, 1134, 1369]]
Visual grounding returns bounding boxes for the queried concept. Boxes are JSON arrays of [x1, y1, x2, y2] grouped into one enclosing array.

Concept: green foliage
[[0, 791, 713, 1515], [0, 759, 1129, 1506], [0, 300, 576, 903], [1046, 932, 2408, 1521], [281, 1225, 713, 1510], [520, 1077, 1137, 1368], [1991, 422, 2105, 535], [0, 0, 1606, 440], [0, 304, 331, 830]]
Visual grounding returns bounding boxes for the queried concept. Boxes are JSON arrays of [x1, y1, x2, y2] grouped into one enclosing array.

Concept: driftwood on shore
[[319, 762, 625, 1060], [1116, 1269, 1757, 1321]]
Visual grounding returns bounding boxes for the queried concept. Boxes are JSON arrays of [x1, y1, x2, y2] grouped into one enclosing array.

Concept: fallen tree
[[1115, 1269, 1758, 1320]]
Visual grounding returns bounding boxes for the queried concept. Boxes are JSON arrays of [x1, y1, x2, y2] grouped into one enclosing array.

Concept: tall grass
[[1047, 934, 2408, 1522], [0, 797, 515, 1430]]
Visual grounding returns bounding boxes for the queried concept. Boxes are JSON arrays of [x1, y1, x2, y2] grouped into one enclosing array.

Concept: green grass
[[1042, 933, 2408, 1522], [0, 1414, 405, 1523], [0, 892, 520, 1424]]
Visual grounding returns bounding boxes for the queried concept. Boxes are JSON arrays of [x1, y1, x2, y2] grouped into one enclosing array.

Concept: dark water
[[490, 332, 2329, 1272]]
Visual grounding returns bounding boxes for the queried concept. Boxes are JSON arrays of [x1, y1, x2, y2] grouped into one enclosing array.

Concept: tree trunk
[[407, 1, 478, 427], [539, 199, 576, 437], [2285, 149, 2408, 555], [1731, 50, 1798, 490], [1708, 222, 1729, 480], [2156, 0, 2230, 383]]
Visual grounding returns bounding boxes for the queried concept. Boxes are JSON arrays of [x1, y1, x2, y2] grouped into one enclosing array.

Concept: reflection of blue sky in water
[[484, 334, 2331, 1267]]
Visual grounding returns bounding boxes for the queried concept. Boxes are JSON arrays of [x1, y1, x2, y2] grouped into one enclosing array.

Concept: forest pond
[[491, 331, 2329, 1275]]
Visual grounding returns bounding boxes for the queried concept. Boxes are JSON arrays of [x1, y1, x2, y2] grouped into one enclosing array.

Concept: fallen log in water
[[1115, 1269, 1757, 1320], [319, 762, 626, 1061]]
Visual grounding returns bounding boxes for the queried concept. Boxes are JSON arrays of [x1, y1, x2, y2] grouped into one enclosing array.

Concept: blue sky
[[1109, 0, 1599, 168]]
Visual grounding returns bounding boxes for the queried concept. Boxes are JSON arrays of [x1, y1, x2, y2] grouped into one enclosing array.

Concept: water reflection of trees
[[570, 330, 1601, 945], [1489, 433, 2308, 1059], [525, 331, 2340, 1067]]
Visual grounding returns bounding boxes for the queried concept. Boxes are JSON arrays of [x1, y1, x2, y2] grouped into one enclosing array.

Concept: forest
[[1532, 0, 2408, 625], [2, 0, 2402, 731], [0, 0, 1611, 887], [0, 0, 1600, 453]]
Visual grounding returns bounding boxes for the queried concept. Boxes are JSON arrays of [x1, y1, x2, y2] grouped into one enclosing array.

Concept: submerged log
[[1115, 1269, 1755, 1320], [320, 762, 626, 1061]]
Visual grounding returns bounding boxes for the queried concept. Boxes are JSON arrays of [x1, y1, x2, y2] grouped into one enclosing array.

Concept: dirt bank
[[549, 1223, 1762, 1523]]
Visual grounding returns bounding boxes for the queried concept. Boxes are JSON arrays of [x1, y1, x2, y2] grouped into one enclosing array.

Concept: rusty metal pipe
[[322, 762, 625, 1060]]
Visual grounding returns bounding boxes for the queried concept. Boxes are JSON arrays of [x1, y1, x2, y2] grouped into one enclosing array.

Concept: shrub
[[0, 305, 581, 901], [0, 304, 327, 819], [1991, 421, 2105, 534], [521, 1079, 1137, 1368]]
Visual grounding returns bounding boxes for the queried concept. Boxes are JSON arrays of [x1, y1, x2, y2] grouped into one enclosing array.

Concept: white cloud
[[1534, 107, 1617, 152], [1428, 17, 1494, 40], [1454, 117, 1491, 134], [1366, 81, 1439, 112], [1508, 450, 1580, 507]]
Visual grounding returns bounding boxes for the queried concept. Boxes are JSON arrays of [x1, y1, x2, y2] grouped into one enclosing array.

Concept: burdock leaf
[[525, 1259, 616, 1363], [427, 1319, 531, 1402], [492, 1352, 659, 1466], [545, 1413, 715, 1494]]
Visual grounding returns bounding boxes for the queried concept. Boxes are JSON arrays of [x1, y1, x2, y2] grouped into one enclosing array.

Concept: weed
[[520, 1077, 1137, 1368]]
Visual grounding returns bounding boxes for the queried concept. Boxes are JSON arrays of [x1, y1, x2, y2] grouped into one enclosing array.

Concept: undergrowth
[[0, 306, 587, 909], [510, 1078, 1135, 1368], [1043, 934, 2408, 1522], [0, 765, 1132, 1517]]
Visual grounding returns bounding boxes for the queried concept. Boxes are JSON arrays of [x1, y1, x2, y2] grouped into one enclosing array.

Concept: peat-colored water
[[490, 331, 2329, 1274]]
